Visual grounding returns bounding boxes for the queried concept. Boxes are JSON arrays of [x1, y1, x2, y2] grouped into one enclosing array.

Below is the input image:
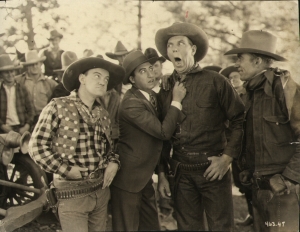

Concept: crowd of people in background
[[0, 22, 299, 232]]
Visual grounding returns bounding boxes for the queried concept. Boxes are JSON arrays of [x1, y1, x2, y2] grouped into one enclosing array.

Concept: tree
[[0, 0, 68, 51]]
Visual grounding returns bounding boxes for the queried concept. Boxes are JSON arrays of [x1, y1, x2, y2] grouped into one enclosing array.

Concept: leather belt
[[55, 181, 103, 199], [252, 175, 272, 190], [178, 161, 211, 171]]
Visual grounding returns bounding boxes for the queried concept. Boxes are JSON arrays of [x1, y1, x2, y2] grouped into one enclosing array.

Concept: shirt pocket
[[263, 115, 294, 145]]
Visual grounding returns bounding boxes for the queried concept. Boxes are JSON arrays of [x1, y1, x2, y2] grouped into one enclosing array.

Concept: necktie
[[149, 93, 157, 110]]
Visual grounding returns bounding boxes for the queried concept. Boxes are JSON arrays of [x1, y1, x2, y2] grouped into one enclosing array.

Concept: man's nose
[[147, 70, 154, 78]]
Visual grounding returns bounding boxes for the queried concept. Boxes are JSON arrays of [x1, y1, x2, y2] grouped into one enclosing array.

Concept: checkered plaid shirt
[[29, 92, 119, 178]]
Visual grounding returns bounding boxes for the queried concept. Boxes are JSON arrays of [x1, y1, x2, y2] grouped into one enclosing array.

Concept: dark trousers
[[252, 184, 299, 232], [111, 179, 160, 231], [174, 169, 234, 231]]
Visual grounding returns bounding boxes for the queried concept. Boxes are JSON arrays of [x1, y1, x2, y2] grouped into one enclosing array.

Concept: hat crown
[[240, 30, 277, 54], [144, 48, 159, 59], [25, 50, 42, 63], [61, 51, 78, 69], [49, 29, 63, 39], [114, 41, 128, 53], [0, 54, 14, 68]]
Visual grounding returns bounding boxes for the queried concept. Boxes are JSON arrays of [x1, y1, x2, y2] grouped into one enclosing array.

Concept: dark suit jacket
[[112, 86, 183, 193]]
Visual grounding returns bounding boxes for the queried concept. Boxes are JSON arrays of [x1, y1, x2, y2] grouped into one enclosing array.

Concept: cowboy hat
[[105, 41, 132, 60], [48, 29, 63, 40], [122, 50, 153, 85], [219, 65, 239, 79], [62, 57, 125, 92], [203, 65, 222, 73], [155, 22, 209, 62], [224, 30, 286, 61], [144, 47, 166, 64], [54, 51, 78, 72], [0, 54, 23, 71], [21, 50, 46, 66]]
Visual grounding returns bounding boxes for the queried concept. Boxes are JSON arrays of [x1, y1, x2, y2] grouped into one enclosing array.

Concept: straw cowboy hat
[[62, 57, 125, 92], [219, 65, 239, 79], [48, 29, 63, 40], [0, 54, 23, 71], [122, 50, 153, 85], [224, 30, 286, 61], [144, 47, 166, 64], [54, 51, 78, 72], [155, 22, 209, 62], [105, 41, 132, 60], [20, 50, 46, 66]]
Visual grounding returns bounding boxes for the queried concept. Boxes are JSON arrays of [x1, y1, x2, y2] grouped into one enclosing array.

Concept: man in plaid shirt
[[29, 57, 125, 232]]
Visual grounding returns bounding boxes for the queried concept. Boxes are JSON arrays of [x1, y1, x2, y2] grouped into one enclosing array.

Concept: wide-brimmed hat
[[203, 65, 222, 73], [219, 65, 239, 79], [105, 41, 132, 60], [48, 29, 63, 40], [54, 51, 78, 72], [122, 50, 153, 85], [224, 30, 286, 61], [155, 22, 209, 62], [62, 57, 125, 92], [144, 47, 166, 64], [21, 50, 46, 66], [0, 54, 23, 71]]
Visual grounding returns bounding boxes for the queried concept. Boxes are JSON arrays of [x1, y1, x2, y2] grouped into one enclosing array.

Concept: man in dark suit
[[111, 50, 186, 231]]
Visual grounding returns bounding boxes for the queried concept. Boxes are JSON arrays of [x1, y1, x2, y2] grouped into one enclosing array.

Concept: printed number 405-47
[[265, 221, 285, 227]]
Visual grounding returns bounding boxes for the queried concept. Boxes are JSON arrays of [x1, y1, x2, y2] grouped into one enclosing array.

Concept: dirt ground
[[13, 185, 254, 232]]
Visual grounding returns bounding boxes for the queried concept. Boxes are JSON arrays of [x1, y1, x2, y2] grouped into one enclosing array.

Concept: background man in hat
[[39, 29, 64, 81], [16, 50, 57, 128], [0, 54, 34, 135], [110, 50, 186, 231], [220, 65, 253, 226], [29, 57, 125, 232], [144, 47, 167, 93], [156, 22, 245, 231], [225, 30, 300, 232], [106, 40, 132, 100], [50, 51, 78, 100]]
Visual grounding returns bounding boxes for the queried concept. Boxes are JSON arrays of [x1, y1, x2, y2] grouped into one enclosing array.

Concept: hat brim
[[53, 69, 64, 73], [123, 56, 154, 85], [219, 66, 239, 78], [224, 48, 287, 61], [48, 35, 63, 40], [21, 56, 46, 66], [155, 23, 209, 62], [105, 50, 132, 60], [0, 65, 23, 71], [148, 56, 166, 65], [62, 57, 125, 92]]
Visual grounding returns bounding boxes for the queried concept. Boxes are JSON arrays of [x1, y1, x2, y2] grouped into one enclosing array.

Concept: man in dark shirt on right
[[225, 30, 300, 232], [156, 22, 245, 231]]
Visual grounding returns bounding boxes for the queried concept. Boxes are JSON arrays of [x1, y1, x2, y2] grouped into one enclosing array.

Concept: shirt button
[[276, 122, 279, 125]]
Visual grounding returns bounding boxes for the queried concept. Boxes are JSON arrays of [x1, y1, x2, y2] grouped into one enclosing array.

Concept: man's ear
[[129, 76, 135, 84], [79, 74, 85, 85], [191, 45, 197, 56]]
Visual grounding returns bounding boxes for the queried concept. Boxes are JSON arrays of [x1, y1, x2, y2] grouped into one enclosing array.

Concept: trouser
[[54, 173, 109, 232], [110, 179, 160, 231], [174, 169, 234, 231], [252, 183, 299, 232]]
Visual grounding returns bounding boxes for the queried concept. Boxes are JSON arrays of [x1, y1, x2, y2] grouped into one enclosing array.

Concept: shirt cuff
[[171, 101, 182, 110]]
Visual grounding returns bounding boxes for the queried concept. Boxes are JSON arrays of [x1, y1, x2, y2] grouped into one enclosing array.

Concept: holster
[[45, 183, 59, 220], [167, 158, 181, 198]]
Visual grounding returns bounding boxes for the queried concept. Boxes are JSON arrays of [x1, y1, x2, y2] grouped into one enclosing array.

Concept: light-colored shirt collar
[[139, 89, 150, 101]]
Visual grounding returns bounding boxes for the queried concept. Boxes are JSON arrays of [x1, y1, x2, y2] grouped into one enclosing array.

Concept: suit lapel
[[130, 87, 158, 116]]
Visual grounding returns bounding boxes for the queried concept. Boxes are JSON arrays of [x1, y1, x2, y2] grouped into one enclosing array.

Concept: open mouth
[[174, 57, 181, 62], [148, 79, 155, 83]]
